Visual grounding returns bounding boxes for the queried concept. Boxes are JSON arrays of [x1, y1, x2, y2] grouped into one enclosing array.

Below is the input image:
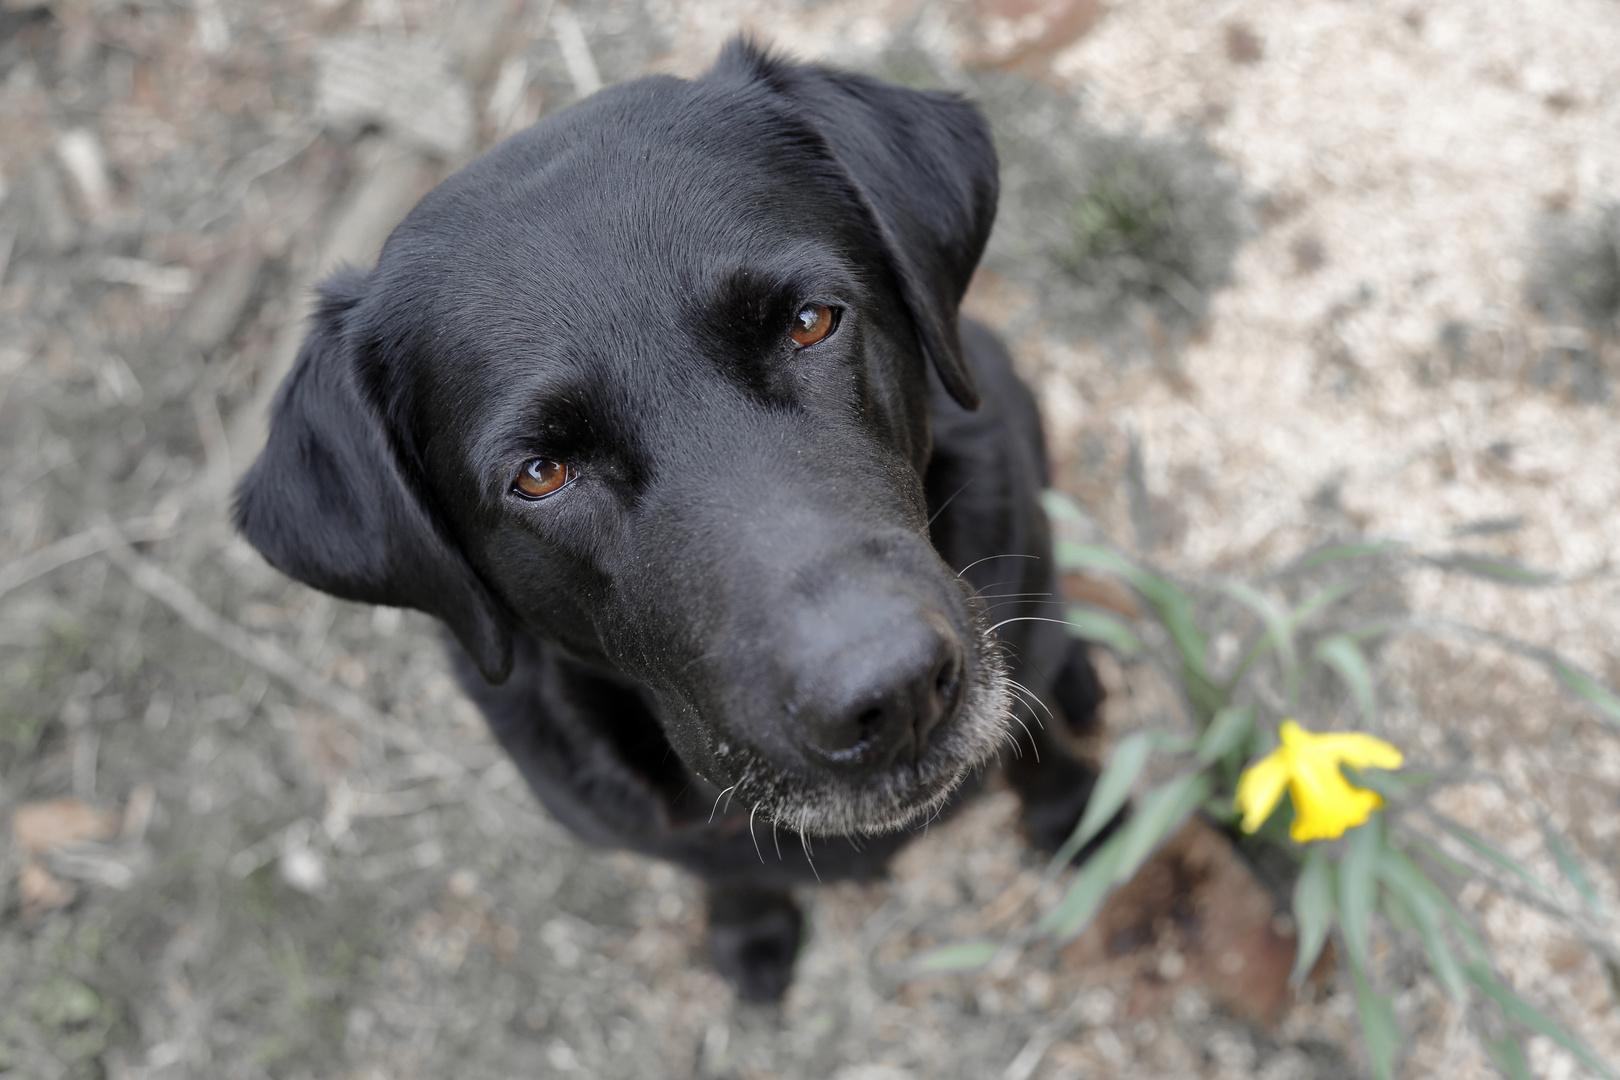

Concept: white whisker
[[957, 553, 1039, 576], [1006, 678, 1054, 724], [749, 804, 764, 864], [1009, 713, 1041, 763], [988, 615, 1075, 634], [928, 478, 975, 526], [799, 823, 820, 882], [1002, 681, 1047, 730], [710, 784, 737, 824]]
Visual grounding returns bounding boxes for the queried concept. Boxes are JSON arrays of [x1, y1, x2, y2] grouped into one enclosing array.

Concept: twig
[[98, 524, 465, 779], [0, 514, 179, 601], [1003, 1015, 1072, 1080], [550, 2, 601, 98]]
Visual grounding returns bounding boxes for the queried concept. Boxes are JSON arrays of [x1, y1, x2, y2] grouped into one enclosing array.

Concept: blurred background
[[0, 0, 1617, 1077]]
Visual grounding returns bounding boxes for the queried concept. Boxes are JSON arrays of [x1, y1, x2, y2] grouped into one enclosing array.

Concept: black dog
[[237, 40, 1106, 1002]]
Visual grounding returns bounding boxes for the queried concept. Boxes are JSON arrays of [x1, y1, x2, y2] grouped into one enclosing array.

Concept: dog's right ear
[[234, 270, 514, 684], [711, 38, 997, 411]]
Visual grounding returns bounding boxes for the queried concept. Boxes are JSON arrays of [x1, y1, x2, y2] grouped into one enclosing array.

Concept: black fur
[[237, 40, 1106, 1002]]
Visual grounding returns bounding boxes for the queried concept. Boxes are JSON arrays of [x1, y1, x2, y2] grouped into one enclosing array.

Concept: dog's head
[[237, 41, 1011, 836]]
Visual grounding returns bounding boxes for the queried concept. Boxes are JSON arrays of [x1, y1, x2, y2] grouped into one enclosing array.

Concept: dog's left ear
[[715, 40, 996, 410], [234, 269, 515, 684]]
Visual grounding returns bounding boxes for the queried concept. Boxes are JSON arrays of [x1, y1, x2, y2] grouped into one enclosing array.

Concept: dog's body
[[238, 41, 1105, 1001]]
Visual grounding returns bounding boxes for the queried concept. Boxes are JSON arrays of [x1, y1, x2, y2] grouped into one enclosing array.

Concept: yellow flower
[[1234, 720, 1404, 842]]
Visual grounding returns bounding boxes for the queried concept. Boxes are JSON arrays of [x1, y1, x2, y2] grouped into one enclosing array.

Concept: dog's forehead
[[370, 76, 874, 372], [390, 77, 858, 304], [370, 77, 883, 418]]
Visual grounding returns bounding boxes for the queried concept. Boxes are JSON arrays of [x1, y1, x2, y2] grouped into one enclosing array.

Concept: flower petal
[[1288, 750, 1384, 841], [1277, 719, 1307, 747], [1234, 750, 1291, 833], [1310, 731, 1404, 771]]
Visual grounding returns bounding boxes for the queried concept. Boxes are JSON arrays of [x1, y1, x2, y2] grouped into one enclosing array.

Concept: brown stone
[[12, 797, 120, 856], [1061, 571, 1142, 619], [962, 0, 1107, 69], [1059, 818, 1303, 1027]]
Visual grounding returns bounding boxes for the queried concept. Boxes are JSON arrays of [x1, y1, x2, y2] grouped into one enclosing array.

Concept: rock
[[55, 128, 112, 221], [1060, 818, 1304, 1027], [961, 0, 1106, 69], [12, 797, 120, 855]]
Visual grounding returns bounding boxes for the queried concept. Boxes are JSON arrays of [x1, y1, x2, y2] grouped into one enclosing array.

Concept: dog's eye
[[790, 304, 838, 347], [513, 458, 574, 499]]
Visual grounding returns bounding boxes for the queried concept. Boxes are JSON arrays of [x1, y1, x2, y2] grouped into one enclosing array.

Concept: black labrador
[[237, 39, 1107, 1002]]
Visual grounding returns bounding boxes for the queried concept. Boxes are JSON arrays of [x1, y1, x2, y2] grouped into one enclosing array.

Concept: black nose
[[790, 606, 967, 772]]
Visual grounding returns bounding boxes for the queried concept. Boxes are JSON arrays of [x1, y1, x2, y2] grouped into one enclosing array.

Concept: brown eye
[[513, 458, 573, 499], [790, 304, 837, 347]]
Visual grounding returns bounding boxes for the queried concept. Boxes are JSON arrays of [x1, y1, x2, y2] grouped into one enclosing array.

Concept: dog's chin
[[723, 637, 1013, 838]]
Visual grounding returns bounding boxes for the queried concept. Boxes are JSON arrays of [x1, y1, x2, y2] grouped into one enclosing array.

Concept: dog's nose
[[790, 606, 966, 772]]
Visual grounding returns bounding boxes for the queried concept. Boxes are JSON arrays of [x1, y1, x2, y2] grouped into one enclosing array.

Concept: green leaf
[[1378, 881, 1420, 934], [1482, 1034, 1532, 1080], [1426, 553, 1552, 586], [911, 940, 1000, 973], [1197, 704, 1255, 765], [1379, 837, 1489, 982], [1291, 848, 1335, 985], [1429, 881, 1490, 962], [1552, 661, 1620, 728], [1040, 828, 1126, 940], [1338, 817, 1383, 971], [1351, 768, 1435, 802], [1145, 732, 1199, 754], [1315, 634, 1378, 727], [1439, 819, 1554, 900], [1290, 579, 1357, 626], [1402, 832, 1474, 886], [1348, 954, 1400, 1080], [1377, 847, 1469, 1005], [1299, 540, 1404, 568], [1541, 823, 1604, 915], [1220, 580, 1297, 671], [1040, 489, 1092, 528], [1054, 543, 1208, 677], [1412, 914, 1469, 1009], [1468, 963, 1617, 1080], [1149, 587, 1209, 681], [1050, 732, 1153, 870], [1064, 607, 1144, 657], [1181, 663, 1227, 724], [1054, 541, 1141, 579], [1110, 773, 1211, 886]]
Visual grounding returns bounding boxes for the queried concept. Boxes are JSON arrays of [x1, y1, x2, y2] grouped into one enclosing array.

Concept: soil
[[1, 1, 1616, 1078]]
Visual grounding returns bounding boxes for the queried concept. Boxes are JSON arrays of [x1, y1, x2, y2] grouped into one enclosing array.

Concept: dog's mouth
[[706, 601, 1013, 837]]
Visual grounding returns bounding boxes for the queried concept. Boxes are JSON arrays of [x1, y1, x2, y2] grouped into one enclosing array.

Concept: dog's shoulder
[[924, 318, 1051, 586]]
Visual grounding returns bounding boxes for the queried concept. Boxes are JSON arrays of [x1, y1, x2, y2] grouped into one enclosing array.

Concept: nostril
[[916, 644, 965, 750], [789, 608, 968, 772], [812, 704, 892, 767], [934, 654, 961, 701]]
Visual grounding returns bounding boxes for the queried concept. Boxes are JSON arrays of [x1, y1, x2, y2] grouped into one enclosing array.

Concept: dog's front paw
[[706, 884, 803, 1004]]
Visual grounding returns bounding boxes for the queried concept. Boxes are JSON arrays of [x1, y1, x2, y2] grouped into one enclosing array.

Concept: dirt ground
[[1, 1, 1617, 1078]]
